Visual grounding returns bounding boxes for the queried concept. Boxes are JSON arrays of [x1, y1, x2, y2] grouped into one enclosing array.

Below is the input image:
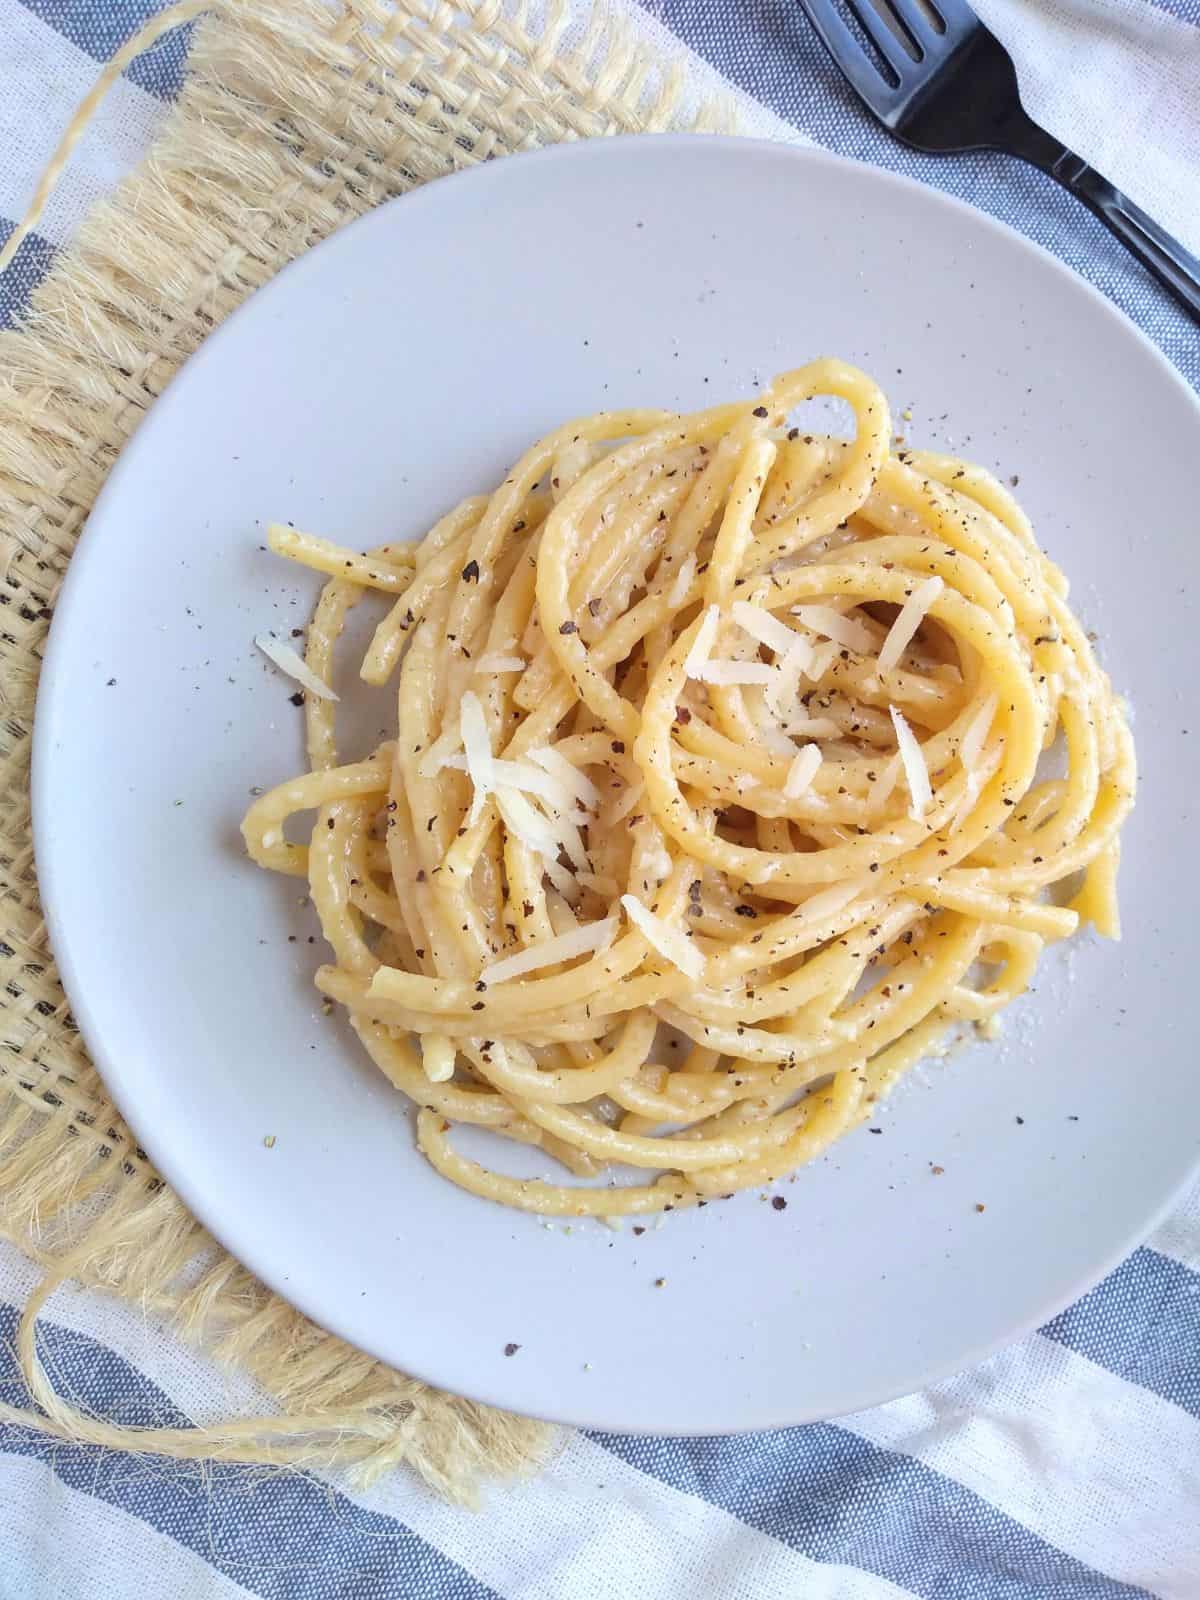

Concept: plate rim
[[31, 132, 1200, 1434]]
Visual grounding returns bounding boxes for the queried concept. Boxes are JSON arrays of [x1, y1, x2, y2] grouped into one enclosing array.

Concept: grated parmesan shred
[[732, 599, 807, 659], [889, 704, 932, 819], [696, 661, 776, 687], [668, 554, 697, 608], [771, 638, 818, 711], [446, 752, 591, 820], [621, 893, 705, 981], [417, 724, 464, 778], [805, 640, 840, 680], [494, 786, 562, 859], [546, 894, 580, 936], [528, 745, 601, 809], [578, 871, 619, 898], [784, 744, 823, 799], [497, 757, 571, 811], [790, 605, 876, 654], [877, 575, 944, 674], [543, 858, 581, 905], [460, 691, 494, 825], [255, 634, 339, 701], [476, 653, 527, 674], [553, 809, 592, 873], [684, 605, 721, 679], [757, 722, 801, 756], [481, 916, 618, 985]]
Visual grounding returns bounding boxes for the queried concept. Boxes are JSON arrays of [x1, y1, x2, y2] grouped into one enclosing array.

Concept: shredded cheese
[[769, 654, 803, 714], [543, 858, 581, 904], [668, 554, 697, 608], [732, 599, 806, 659], [488, 780, 590, 873], [546, 893, 580, 936], [806, 640, 840, 680], [417, 724, 464, 779], [772, 636, 818, 708], [460, 691, 494, 825], [784, 744, 823, 799], [756, 722, 802, 756], [889, 704, 932, 819], [494, 786, 562, 859], [650, 848, 674, 881], [877, 575, 944, 674], [684, 605, 721, 679], [528, 745, 601, 809], [696, 661, 776, 687], [553, 808, 591, 873], [255, 634, 339, 701], [621, 894, 705, 980], [481, 916, 618, 985], [476, 653, 526, 674], [577, 871, 619, 898], [791, 605, 876, 654], [446, 752, 590, 820]]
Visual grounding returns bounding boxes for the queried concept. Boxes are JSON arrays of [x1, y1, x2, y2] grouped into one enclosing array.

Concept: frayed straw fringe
[[0, 0, 738, 1500]]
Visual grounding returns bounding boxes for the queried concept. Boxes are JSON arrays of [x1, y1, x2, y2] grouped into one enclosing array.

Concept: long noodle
[[242, 360, 1135, 1216]]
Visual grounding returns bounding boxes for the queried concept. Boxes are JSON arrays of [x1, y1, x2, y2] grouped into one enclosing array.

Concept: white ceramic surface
[[33, 137, 1200, 1434]]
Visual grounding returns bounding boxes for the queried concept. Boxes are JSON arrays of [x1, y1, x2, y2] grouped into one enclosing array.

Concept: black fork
[[798, 0, 1200, 322]]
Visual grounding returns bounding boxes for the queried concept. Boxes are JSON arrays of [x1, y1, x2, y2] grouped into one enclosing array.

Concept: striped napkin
[[2, 3, 1198, 1596]]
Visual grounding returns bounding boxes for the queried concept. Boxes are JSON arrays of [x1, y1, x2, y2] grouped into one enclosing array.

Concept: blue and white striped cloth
[[3, 4, 1199, 1596]]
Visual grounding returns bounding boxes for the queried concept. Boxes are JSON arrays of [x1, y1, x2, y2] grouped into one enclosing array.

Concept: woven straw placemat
[[0, 0, 740, 1503]]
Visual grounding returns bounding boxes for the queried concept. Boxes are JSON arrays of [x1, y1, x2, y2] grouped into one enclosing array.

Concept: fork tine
[[800, 0, 906, 109], [885, 0, 977, 47], [882, 0, 936, 41], [843, 0, 920, 78]]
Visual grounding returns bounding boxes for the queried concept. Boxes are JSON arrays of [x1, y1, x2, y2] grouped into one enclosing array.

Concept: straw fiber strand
[[0, 0, 737, 1498]]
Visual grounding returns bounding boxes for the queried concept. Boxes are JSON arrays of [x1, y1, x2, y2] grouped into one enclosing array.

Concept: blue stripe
[[1041, 1246, 1200, 1419], [593, 1425, 1150, 1600], [1145, 0, 1200, 26], [0, 221, 58, 329], [640, 0, 1199, 391], [0, 1305, 499, 1600], [19, 0, 194, 100]]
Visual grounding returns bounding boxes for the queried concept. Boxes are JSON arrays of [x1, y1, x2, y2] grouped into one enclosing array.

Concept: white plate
[[33, 137, 1200, 1434]]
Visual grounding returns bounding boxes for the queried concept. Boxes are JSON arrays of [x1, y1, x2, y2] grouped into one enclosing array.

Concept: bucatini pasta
[[242, 359, 1135, 1217]]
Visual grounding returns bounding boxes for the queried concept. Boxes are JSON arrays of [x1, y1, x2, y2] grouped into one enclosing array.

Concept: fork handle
[[1010, 125, 1200, 322]]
